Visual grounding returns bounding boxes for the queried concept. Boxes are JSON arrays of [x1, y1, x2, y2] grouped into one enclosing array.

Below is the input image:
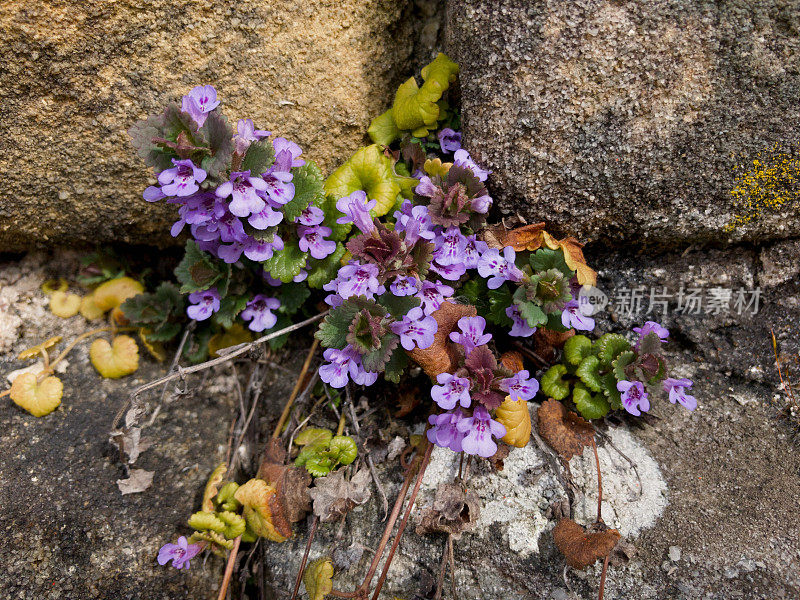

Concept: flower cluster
[[541, 321, 696, 421]]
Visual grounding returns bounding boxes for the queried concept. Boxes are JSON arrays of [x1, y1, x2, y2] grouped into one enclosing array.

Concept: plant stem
[[336, 410, 347, 436], [217, 535, 242, 600], [598, 553, 610, 600], [370, 441, 433, 600], [272, 338, 319, 440], [289, 516, 319, 600], [591, 438, 603, 523]]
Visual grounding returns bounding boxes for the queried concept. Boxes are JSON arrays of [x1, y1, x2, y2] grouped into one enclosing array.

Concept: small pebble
[[668, 546, 682, 562]]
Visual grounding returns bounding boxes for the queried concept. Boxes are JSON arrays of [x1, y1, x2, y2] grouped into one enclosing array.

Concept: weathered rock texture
[[447, 0, 800, 247], [0, 0, 439, 250]]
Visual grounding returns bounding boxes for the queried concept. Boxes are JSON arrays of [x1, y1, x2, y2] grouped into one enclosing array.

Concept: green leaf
[[391, 53, 459, 134], [146, 321, 182, 342], [240, 139, 274, 175], [295, 428, 333, 447], [612, 351, 636, 381], [278, 283, 311, 315], [384, 346, 409, 383], [303, 558, 334, 600], [215, 482, 241, 512], [368, 108, 401, 146], [595, 333, 632, 367], [324, 144, 408, 217], [514, 294, 547, 328], [540, 364, 571, 400], [361, 332, 399, 372], [284, 161, 325, 222], [307, 243, 346, 289], [200, 111, 234, 179], [377, 292, 421, 318], [600, 373, 623, 410], [217, 511, 247, 539], [576, 355, 603, 392], [329, 435, 358, 465], [175, 240, 224, 293], [572, 383, 610, 420], [305, 455, 335, 477], [214, 295, 249, 329], [564, 335, 593, 366], [638, 331, 663, 356], [183, 326, 212, 364], [487, 285, 514, 327], [188, 511, 226, 534], [317, 193, 352, 242], [530, 247, 572, 277], [268, 313, 293, 350], [545, 311, 569, 332], [316, 302, 362, 349], [263, 244, 308, 283], [128, 112, 174, 171]]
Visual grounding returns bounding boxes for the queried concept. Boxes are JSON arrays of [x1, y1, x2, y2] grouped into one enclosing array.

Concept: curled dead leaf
[[202, 463, 227, 512], [542, 231, 597, 287], [499, 350, 524, 373], [495, 396, 532, 448], [234, 478, 289, 542], [308, 468, 371, 522], [537, 399, 594, 460], [18, 336, 62, 360], [90, 335, 139, 378], [553, 518, 620, 569], [407, 301, 476, 378], [9, 372, 63, 417], [116, 468, 154, 495], [416, 482, 480, 539], [257, 438, 312, 526]]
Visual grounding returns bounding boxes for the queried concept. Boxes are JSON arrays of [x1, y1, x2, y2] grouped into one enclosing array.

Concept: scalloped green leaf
[[305, 455, 335, 477], [540, 364, 571, 400], [530, 247, 572, 277], [277, 282, 311, 315], [384, 345, 409, 383], [576, 355, 603, 392], [368, 108, 401, 146], [329, 435, 358, 465], [595, 333, 632, 367], [600, 373, 623, 410], [361, 332, 399, 372], [316, 302, 362, 349], [241, 139, 274, 175], [285, 161, 325, 222], [391, 53, 459, 134], [199, 111, 234, 179], [217, 511, 247, 539], [377, 292, 421, 318], [263, 244, 308, 283], [573, 383, 611, 420], [295, 428, 333, 448], [188, 511, 226, 534], [612, 350, 636, 381], [307, 243, 346, 289], [564, 335, 593, 366]]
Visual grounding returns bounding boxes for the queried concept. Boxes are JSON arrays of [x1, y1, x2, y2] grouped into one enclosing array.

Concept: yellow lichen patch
[[9, 373, 63, 417], [495, 395, 532, 448], [79, 294, 105, 321], [18, 336, 62, 360], [726, 143, 800, 231], [89, 335, 139, 378], [41, 278, 68, 295], [92, 277, 144, 311], [49, 291, 81, 318]]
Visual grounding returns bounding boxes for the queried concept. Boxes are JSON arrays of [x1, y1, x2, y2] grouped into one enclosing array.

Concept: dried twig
[[290, 516, 319, 600], [591, 438, 603, 523], [217, 535, 242, 600], [598, 553, 611, 600]]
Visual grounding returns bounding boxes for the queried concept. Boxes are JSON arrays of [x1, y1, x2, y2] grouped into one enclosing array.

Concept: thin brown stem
[[272, 338, 319, 439], [434, 535, 449, 600], [598, 553, 610, 600], [290, 516, 319, 600], [371, 441, 434, 600], [217, 536, 242, 600], [448, 534, 457, 600], [592, 438, 603, 523]]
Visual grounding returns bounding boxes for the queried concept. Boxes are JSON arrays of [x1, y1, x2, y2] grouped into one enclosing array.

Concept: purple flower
[[216, 171, 267, 218], [394, 201, 435, 245], [157, 159, 207, 197], [293, 269, 308, 283], [471, 192, 493, 214], [437, 128, 462, 153], [457, 406, 506, 458], [389, 276, 418, 297], [500, 370, 539, 402], [453, 149, 490, 182], [241, 295, 280, 332], [157, 536, 203, 570], [561, 299, 596, 331], [243, 238, 276, 262], [477, 247, 523, 289], [186, 287, 220, 321], [234, 118, 270, 154], [181, 85, 220, 127], [417, 281, 454, 315], [433, 227, 467, 266], [663, 378, 697, 411], [427, 409, 466, 452], [390, 306, 438, 351], [506, 305, 536, 337], [260, 150, 295, 205], [217, 241, 246, 264], [617, 380, 650, 416], [633, 321, 669, 346], [272, 137, 305, 168], [296, 205, 324, 226], [449, 316, 492, 355], [319, 346, 378, 388], [143, 186, 166, 202], [463, 235, 488, 269], [298, 225, 336, 259], [430, 261, 467, 281], [336, 262, 382, 299], [247, 204, 284, 229], [431, 372, 471, 410], [336, 190, 377, 235]]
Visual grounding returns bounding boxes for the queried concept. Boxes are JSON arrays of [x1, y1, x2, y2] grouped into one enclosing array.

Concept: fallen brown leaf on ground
[[416, 482, 480, 539], [537, 399, 594, 460], [553, 518, 621, 569]]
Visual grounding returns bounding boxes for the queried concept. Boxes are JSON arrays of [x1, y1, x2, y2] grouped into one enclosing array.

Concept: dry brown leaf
[[553, 518, 621, 569], [408, 301, 476, 378], [537, 399, 594, 460], [495, 396, 531, 448], [117, 468, 154, 495], [308, 468, 372, 522], [487, 442, 511, 471], [499, 350, 524, 373], [257, 439, 312, 526], [504, 222, 547, 252], [394, 385, 421, 417], [234, 479, 289, 542], [416, 482, 481, 539], [542, 231, 597, 287]]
